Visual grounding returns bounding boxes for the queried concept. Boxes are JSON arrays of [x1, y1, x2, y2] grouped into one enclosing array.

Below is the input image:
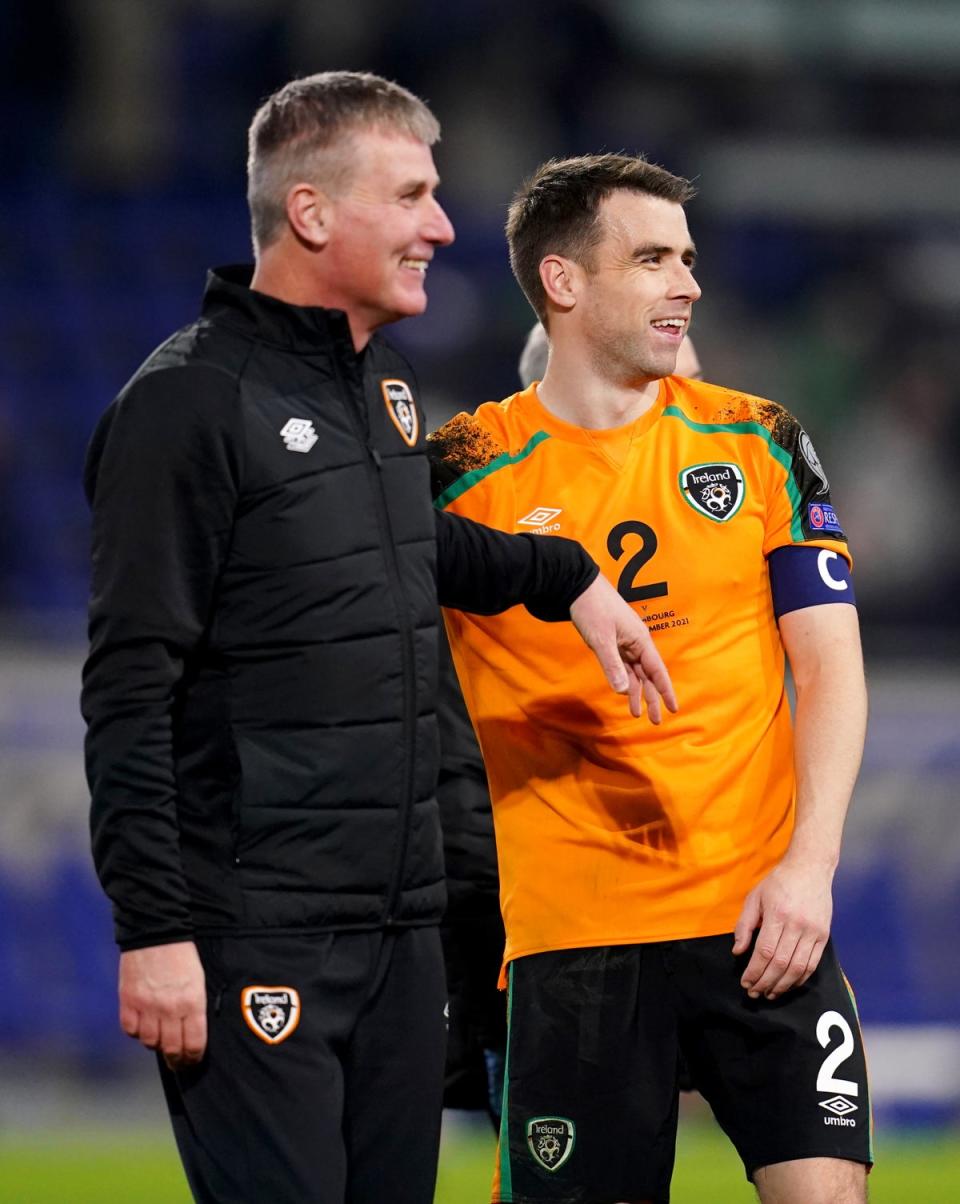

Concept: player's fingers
[[642, 675, 662, 725], [637, 644, 678, 714], [157, 1014, 185, 1063], [757, 930, 805, 999], [591, 632, 632, 696], [626, 666, 643, 719], [180, 1009, 208, 1065], [617, 623, 677, 712], [796, 938, 827, 990], [741, 919, 785, 995], [119, 1001, 141, 1040], [732, 895, 760, 957], [136, 1013, 161, 1051]]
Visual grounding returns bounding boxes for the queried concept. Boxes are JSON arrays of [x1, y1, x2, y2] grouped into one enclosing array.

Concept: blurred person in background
[[429, 153, 870, 1204], [80, 73, 675, 1204], [440, 324, 703, 1127]]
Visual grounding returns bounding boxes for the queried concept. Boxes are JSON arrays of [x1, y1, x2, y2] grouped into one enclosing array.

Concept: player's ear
[[540, 255, 578, 314], [286, 182, 332, 250]]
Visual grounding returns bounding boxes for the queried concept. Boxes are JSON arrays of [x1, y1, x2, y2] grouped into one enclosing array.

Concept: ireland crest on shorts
[[526, 1117, 575, 1172], [679, 462, 745, 523]]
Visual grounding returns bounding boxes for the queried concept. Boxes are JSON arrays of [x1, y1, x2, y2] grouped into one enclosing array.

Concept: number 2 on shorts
[[816, 1010, 858, 1096]]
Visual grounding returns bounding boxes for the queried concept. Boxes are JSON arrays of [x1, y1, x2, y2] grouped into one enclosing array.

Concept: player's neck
[[251, 248, 373, 351], [536, 354, 661, 431]]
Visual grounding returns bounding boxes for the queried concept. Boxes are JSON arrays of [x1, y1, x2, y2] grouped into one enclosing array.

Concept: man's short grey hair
[[247, 71, 441, 252], [518, 322, 549, 387]]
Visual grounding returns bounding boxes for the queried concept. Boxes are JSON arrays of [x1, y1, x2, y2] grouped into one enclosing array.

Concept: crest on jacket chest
[[381, 379, 419, 447]]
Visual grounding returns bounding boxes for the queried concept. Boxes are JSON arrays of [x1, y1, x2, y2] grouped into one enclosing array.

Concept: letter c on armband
[[817, 550, 848, 592]]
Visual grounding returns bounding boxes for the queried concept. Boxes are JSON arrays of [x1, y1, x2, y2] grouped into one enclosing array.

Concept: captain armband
[[768, 545, 856, 619]]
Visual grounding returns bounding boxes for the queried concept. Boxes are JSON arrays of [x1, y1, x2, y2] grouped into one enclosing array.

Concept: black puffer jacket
[[82, 266, 596, 950]]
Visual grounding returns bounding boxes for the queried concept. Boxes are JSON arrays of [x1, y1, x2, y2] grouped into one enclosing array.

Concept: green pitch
[[1, 1120, 958, 1202], [436, 1119, 960, 1202]]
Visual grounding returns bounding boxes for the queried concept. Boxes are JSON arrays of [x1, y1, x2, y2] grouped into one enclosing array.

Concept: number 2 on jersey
[[607, 520, 668, 603]]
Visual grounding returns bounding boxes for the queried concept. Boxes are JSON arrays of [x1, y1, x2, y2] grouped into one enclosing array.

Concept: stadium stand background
[[1, 0, 958, 1136]]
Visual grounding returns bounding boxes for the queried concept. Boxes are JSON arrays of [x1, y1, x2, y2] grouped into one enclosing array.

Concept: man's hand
[[570, 574, 678, 721], [118, 940, 207, 1069], [733, 859, 833, 1001]]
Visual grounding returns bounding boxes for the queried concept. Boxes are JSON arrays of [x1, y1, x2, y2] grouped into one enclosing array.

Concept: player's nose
[[671, 262, 701, 303], [423, 195, 455, 246]]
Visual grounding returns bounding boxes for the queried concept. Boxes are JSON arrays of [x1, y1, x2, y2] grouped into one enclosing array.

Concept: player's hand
[[118, 940, 207, 1069], [569, 573, 678, 721], [733, 859, 833, 1000]]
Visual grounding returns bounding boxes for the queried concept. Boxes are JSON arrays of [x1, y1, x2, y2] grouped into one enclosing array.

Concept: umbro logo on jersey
[[241, 985, 301, 1045], [679, 462, 744, 523], [382, 379, 419, 447], [519, 507, 562, 527], [526, 1117, 576, 1172], [280, 418, 318, 453]]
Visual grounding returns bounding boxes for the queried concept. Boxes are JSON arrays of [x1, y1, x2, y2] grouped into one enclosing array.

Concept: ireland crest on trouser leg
[[526, 1117, 575, 1172], [241, 985, 301, 1045]]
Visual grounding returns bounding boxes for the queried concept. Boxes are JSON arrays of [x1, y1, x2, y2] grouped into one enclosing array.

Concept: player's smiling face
[[320, 127, 455, 342], [578, 190, 700, 382]]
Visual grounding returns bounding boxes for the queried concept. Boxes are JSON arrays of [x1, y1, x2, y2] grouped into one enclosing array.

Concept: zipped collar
[[202, 264, 363, 359]]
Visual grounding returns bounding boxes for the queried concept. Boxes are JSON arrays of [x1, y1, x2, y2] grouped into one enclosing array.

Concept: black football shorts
[[494, 935, 872, 1204]]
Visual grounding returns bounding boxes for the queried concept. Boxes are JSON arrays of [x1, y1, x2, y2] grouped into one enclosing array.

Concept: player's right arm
[[82, 364, 241, 1063], [735, 603, 866, 999], [734, 415, 865, 998]]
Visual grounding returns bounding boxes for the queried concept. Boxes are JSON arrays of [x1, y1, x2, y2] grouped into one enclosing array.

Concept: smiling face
[[575, 190, 701, 383], [317, 127, 455, 345]]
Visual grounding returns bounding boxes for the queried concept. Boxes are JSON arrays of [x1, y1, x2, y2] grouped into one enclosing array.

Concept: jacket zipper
[[331, 354, 418, 926]]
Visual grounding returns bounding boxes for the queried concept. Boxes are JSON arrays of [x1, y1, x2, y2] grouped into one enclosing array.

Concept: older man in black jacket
[[81, 72, 674, 1204]]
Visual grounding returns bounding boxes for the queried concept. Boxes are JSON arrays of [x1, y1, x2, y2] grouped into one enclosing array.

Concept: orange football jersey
[[429, 377, 851, 970]]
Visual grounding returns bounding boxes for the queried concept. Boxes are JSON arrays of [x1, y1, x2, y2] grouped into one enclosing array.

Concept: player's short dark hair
[[247, 71, 440, 252], [506, 154, 696, 325]]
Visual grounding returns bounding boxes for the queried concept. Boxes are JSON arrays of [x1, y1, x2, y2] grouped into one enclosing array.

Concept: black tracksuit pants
[[159, 927, 447, 1204]]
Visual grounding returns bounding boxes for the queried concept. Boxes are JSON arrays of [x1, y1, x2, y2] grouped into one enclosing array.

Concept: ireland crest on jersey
[[679, 462, 745, 523], [526, 1117, 576, 1172]]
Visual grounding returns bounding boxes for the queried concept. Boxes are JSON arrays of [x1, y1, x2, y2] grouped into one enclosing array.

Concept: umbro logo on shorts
[[526, 1116, 575, 1172], [814, 1098, 852, 1122], [820, 1095, 857, 1118], [241, 985, 301, 1045]]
